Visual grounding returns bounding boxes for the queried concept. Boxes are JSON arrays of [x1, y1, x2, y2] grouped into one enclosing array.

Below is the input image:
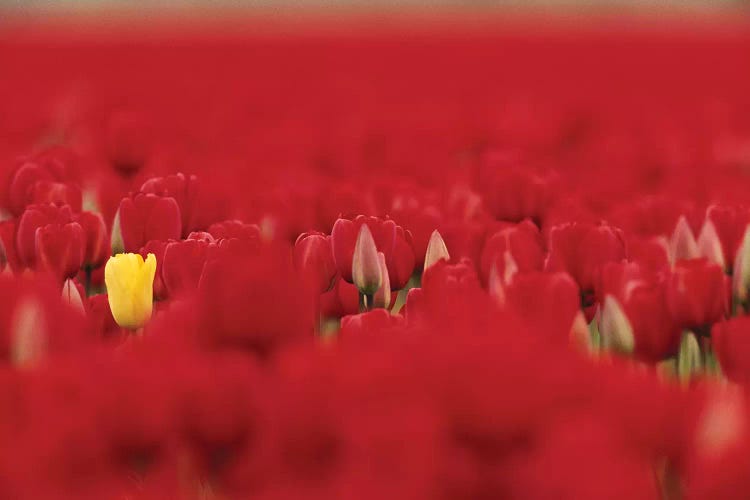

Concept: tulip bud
[[104, 253, 157, 330], [352, 224, 382, 296], [599, 295, 635, 354], [111, 210, 124, 255], [669, 216, 699, 265], [76, 211, 109, 269], [732, 225, 750, 312], [373, 252, 391, 309], [677, 331, 701, 383], [11, 296, 47, 367], [423, 230, 450, 272], [697, 219, 726, 270], [61, 278, 86, 314], [487, 263, 505, 306]]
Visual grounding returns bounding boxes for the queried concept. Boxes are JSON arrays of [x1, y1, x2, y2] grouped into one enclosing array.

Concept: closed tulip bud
[[104, 253, 157, 330], [352, 224, 382, 296], [677, 331, 701, 383], [669, 216, 699, 265], [423, 230, 450, 272], [373, 252, 391, 309], [600, 295, 635, 355], [61, 278, 86, 314], [697, 219, 726, 270]]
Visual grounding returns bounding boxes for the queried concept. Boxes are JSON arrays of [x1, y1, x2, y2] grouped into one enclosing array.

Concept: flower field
[[1, 15, 750, 498]]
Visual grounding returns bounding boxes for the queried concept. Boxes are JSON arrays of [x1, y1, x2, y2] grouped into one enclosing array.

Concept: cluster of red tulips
[[1, 24, 750, 499]]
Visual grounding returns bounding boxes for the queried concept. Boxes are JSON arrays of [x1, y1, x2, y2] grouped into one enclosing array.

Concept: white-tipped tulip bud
[[110, 209, 124, 255], [732, 224, 750, 309], [599, 295, 635, 355], [677, 331, 702, 383], [423, 230, 450, 272], [61, 279, 86, 314], [669, 216, 699, 265], [352, 224, 382, 296], [502, 251, 519, 285], [373, 252, 391, 309], [11, 296, 47, 368], [569, 310, 592, 352], [697, 219, 726, 270], [487, 263, 506, 306]]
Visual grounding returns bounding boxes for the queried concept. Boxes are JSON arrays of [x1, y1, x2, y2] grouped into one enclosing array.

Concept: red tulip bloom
[[162, 238, 213, 298], [294, 232, 337, 294], [138, 238, 173, 301], [546, 222, 627, 294], [667, 259, 728, 332], [599, 262, 681, 362], [118, 193, 181, 253], [74, 211, 109, 269], [208, 220, 262, 243], [712, 317, 750, 386], [331, 216, 415, 290], [15, 204, 74, 268], [35, 223, 85, 282], [141, 173, 229, 237], [479, 220, 544, 285], [6, 147, 81, 215]]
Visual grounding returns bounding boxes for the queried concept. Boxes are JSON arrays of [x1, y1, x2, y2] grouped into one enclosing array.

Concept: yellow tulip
[[105, 253, 157, 330]]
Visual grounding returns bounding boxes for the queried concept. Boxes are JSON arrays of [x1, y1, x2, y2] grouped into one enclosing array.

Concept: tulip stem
[[84, 267, 92, 297]]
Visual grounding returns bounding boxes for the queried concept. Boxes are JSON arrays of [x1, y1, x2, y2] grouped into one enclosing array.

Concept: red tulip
[[141, 173, 229, 237], [138, 239, 173, 301], [331, 215, 415, 290], [479, 220, 544, 285], [118, 193, 181, 252], [74, 211, 109, 269], [293, 232, 337, 294], [667, 259, 728, 332], [162, 238, 213, 298], [207, 220, 262, 243], [35, 223, 85, 282], [712, 317, 750, 386], [15, 204, 74, 268], [546, 222, 627, 294], [599, 262, 681, 362]]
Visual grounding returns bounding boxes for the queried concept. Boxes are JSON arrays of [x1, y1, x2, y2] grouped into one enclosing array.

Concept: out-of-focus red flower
[[475, 153, 554, 225], [118, 193, 181, 253], [105, 110, 152, 174], [196, 243, 314, 357], [479, 220, 544, 285], [35, 223, 85, 283], [294, 232, 337, 294], [207, 220, 262, 243], [74, 212, 109, 269], [502, 271, 582, 347], [331, 215, 415, 290], [0, 219, 21, 272], [141, 173, 229, 237], [138, 239, 173, 301], [5, 147, 81, 215], [388, 197, 442, 269], [15, 204, 74, 268], [713, 317, 750, 386], [546, 222, 627, 294], [340, 309, 405, 337], [599, 262, 681, 362], [88, 293, 121, 340], [161, 238, 213, 298], [667, 259, 728, 332]]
